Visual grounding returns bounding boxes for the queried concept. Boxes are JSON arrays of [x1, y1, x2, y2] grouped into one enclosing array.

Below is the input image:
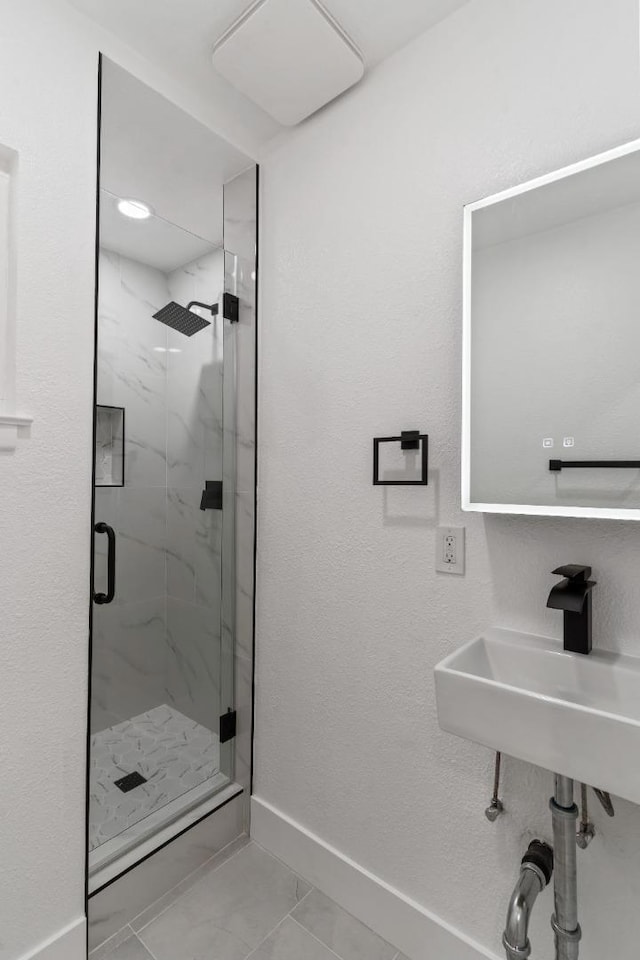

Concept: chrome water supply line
[[485, 751, 504, 821], [576, 784, 595, 850], [592, 788, 615, 818], [551, 775, 581, 960], [576, 783, 615, 849]]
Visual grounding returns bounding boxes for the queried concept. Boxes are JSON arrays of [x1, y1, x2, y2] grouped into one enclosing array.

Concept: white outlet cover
[[436, 526, 465, 575], [211, 0, 364, 126]]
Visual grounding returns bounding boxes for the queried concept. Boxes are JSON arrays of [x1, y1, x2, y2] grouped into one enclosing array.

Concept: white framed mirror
[[463, 137, 640, 520]]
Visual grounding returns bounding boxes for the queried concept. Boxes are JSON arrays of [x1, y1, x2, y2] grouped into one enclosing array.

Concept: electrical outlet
[[436, 526, 465, 575]]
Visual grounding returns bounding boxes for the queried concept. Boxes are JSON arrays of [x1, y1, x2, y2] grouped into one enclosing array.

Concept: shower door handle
[[94, 521, 116, 604]]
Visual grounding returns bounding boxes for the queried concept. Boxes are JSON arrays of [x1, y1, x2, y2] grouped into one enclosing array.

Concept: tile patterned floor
[[90, 704, 220, 850], [91, 839, 408, 960]]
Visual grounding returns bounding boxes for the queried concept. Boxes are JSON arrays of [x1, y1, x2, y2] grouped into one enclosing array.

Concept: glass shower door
[[89, 209, 235, 869]]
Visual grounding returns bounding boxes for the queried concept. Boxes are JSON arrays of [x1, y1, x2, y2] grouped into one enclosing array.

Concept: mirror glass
[[464, 141, 640, 518]]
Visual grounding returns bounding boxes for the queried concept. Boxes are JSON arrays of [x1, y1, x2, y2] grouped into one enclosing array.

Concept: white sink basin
[[435, 627, 640, 805]]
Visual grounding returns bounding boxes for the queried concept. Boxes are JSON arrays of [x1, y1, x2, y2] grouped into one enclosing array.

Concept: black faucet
[[546, 565, 596, 655]]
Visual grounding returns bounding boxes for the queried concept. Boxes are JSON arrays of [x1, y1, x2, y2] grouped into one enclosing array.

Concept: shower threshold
[[88, 704, 241, 894], [89, 777, 242, 894]]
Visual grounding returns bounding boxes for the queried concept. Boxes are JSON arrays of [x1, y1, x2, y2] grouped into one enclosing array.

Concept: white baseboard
[[251, 796, 500, 960], [18, 917, 86, 960]]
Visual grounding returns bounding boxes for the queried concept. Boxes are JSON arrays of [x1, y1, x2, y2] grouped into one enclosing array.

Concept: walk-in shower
[[88, 58, 257, 910], [90, 203, 236, 880]]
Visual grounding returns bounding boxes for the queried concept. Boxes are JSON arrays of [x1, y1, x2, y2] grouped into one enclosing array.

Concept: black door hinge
[[220, 708, 237, 743], [200, 480, 223, 511], [223, 292, 239, 324]]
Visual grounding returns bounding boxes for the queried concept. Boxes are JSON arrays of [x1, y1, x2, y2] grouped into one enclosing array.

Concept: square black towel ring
[[372, 431, 429, 486]]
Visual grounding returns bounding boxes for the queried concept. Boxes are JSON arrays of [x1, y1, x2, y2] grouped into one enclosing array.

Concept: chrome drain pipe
[[550, 775, 581, 960], [503, 841, 554, 959]]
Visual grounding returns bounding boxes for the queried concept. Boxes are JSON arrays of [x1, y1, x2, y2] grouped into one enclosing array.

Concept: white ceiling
[[69, 0, 470, 149]]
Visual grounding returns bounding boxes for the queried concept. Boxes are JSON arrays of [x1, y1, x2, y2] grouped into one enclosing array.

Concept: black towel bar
[[549, 460, 640, 472]]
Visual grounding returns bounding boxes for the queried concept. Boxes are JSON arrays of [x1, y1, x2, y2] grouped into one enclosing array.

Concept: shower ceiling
[[99, 190, 218, 272], [99, 59, 252, 253]]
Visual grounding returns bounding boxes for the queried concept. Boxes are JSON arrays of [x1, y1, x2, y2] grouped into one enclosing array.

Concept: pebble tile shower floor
[[90, 839, 408, 960], [90, 704, 220, 850]]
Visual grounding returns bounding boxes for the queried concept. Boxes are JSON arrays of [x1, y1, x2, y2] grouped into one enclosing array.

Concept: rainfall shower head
[[152, 300, 218, 337]]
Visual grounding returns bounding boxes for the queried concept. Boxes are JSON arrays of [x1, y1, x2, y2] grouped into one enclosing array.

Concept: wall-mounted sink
[[435, 627, 640, 804]]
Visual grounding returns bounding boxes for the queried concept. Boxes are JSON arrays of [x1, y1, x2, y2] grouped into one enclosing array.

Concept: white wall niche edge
[[0, 143, 30, 451], [0, 414, 33, 451]]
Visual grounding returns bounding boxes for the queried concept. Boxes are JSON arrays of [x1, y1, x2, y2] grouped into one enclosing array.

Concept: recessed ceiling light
[[117, 198, 152, 220]]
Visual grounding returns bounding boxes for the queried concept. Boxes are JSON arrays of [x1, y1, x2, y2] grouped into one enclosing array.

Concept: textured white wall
[[0, 3, 98, 957], [0, 3, 248, 958], [255, 1, 640, 957]]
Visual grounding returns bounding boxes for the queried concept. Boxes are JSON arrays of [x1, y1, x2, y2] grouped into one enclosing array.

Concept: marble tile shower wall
[[167, 249, 226, 731], [92, 247, 225, 737], [93, 250, 168, 734]]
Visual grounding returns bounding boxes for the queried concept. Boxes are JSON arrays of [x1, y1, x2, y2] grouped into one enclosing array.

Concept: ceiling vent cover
[[212, 0, 364, 126]]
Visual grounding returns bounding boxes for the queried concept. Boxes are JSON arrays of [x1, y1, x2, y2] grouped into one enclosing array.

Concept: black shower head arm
[[186, 300, 219, 316]]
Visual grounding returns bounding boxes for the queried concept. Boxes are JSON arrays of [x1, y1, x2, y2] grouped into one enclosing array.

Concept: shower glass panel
[[89, 190, 235, 870]]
